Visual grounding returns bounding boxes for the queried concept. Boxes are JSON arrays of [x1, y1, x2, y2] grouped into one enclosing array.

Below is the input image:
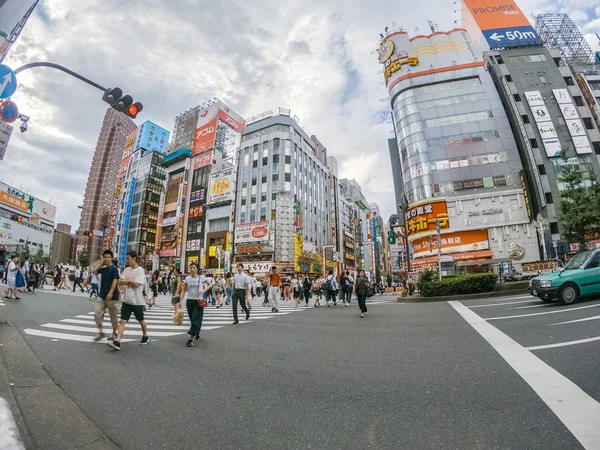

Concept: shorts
[[171, 295, 181, 305], [121, 303, 145, 322], [7, 278, 16, 289]]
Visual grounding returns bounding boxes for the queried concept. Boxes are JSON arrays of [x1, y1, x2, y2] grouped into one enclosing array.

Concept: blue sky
[[1, 0, 599, 231]]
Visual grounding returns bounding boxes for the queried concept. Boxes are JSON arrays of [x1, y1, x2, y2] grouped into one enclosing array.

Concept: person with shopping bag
[[181, 263, 211, 347]]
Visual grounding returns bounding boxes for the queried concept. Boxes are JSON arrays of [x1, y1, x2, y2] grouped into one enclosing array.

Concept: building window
[[262, 174, 267, 183], [252, 160, 258, 168], [240, 211, 246, 224], [573, 96, 584, 106], [242, 180, 247, 188], [550, 222, 559, 234], [263, 157, 268, 166], [251, 195, 256, 204], [513, 93, 521, 102], [545, 192, 553, 204], [261, 193, 267, 202], [583, 118, 594, 130], [272, 173, 279, 181], [241, 197, 246, 206], [522, 115, 530, 124], [593, 142, 600, 154], [284, 173, 291, 182], [209, 217, 229, 232], [273, 154, 280, 164], [538, 164, 546, 175], [252, 178, 257, 186], [250, 210, 256, 222], [496, 56, 504, 64], [530, 138, 538, 148], [564, 76, 574, 86], [505, 75, 513, 82], [272, 193, 277, 200]]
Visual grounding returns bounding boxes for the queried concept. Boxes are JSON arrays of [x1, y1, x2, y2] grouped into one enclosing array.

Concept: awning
[[411, 250, 495, 268]]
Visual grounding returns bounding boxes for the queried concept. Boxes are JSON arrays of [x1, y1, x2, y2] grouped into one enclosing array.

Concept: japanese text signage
[[519, 170, 532, 222], [412, 229, 489, 258], [234, 221, 270, 244], [405, 200, 449, 238], [134, 121, 170, 153], [207, 167, 234, 205]]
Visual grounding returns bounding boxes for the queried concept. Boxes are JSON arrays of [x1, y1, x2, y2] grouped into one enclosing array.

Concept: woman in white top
[[291, 274, 301, 307], [4, 255, 20, 300], [181, 263, 211, 347]]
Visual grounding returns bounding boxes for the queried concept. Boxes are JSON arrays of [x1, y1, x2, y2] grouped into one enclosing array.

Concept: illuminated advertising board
[[134, 121, 170, 153], [192, 101, 245, 156], [404, 199, 450, 238]]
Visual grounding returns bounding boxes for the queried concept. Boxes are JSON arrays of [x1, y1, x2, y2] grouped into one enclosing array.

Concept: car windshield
[[564, 251, 591, 270]]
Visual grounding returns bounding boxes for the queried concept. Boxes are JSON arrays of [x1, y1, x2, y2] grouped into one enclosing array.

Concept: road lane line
[[526, 336, 600, 350], [508, 303, 555, 310], [469, 299, 539, 308], [449, 301, 600, 449], [485, 303, 600, 320], [41, 323, 188, 336], [24, 329, 136, 343], [551, 315, 600, 326]]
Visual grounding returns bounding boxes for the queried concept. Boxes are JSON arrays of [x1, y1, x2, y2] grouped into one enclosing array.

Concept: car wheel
[[558, 284, 578, 305]]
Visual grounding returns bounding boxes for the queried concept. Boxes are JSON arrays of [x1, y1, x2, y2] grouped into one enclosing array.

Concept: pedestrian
[[354, 270, 369, 319], [267, 266, 282, 313], [3, 255, 20, 300], [28, 262, 38, 294], [93, 250, 120, 341], [73, 266, 84, 293], [149, 270, 159, 307], [225, 272, 233, 306], [171, 268, 183, 315], [311, 278, 322, 307], [22, 257, 31, 292], [342, 270, 354, 305], [107, 251, 149, 351], [302, 276, 311, 306], [292, 273, 302, 307], [231, 263, 251, 324], [90, 271, 100, 299], [181, 262, 209, 347], [214, 274, 224, 308], [324, 269, 338, 307], [282, 275, 292, 301], [82, 267, 89, 292], [53, 265, 61, 290]]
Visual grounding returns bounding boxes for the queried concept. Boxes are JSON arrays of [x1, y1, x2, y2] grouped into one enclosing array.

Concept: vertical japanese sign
[[118, 177, 136, 267], [176, 159, 190, 257]]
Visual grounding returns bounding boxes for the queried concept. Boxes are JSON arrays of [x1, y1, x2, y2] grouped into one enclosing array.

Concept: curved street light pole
[[14, 62, 107, 92]]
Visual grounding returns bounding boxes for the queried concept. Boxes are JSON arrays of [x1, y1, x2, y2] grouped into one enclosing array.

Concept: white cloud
[[569, 10, 589, 23]]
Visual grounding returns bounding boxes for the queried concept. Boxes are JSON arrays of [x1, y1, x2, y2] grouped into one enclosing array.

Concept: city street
[[1, 289, 599, 449]]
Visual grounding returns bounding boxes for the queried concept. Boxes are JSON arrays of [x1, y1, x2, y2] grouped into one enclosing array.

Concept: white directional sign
[[0, 120, 13, 161], [0, 64, 17, 99]]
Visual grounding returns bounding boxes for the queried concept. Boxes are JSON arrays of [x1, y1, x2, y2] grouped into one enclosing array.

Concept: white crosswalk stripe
[[0, 298, 4, 307], [23, 297, 305, 343]]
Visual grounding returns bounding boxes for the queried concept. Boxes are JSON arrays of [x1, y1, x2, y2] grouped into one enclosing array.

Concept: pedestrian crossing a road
[[23, 298, 306, 343]]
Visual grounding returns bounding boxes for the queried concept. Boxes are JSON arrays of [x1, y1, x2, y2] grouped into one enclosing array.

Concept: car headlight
[[540, 280, 552, 288]]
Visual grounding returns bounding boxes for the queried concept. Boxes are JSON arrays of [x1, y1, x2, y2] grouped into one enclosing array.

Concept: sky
[[1, 0, 599, 231]]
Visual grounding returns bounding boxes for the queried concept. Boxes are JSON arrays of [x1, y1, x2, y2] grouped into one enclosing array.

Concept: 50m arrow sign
[[0, 65, 17, 99]]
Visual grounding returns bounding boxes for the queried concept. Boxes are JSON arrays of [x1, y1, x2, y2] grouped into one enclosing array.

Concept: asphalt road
[[1, 289, 599, 449]]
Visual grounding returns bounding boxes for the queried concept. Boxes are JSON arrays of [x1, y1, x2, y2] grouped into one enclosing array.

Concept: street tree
[[558, 160, 600, 250], [20, 244, 30, 262], [33, 247, 45, 264], [77, 247, 90, 269]]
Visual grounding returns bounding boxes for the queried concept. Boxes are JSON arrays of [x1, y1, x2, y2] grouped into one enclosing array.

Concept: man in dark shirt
[[92, 250, 120, 341]]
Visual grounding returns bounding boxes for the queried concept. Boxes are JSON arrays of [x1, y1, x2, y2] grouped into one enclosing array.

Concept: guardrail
[[0, 397, 24, 450]]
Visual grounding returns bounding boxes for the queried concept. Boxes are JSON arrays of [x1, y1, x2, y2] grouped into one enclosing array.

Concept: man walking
[[267, 266, 282, 313], [93, 250, 120, 341], [232, 263, 251, 325], [72, 266, 84, 293], [107, 251, 149, 351], [342, 270, 354, 305]]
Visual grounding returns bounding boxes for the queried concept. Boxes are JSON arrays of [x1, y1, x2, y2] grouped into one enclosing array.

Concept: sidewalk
[[0, 320, 119, 449]]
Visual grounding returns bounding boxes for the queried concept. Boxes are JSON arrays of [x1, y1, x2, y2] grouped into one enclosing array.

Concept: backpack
[[325, 276, 335, 292], [343, 276, 352, 287]]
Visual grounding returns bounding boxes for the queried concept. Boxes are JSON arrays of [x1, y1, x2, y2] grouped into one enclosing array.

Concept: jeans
[[186, 299, 204, 337], [232, 289, 249, 322], [225, 286, 232, 302], [357, 294, 368, 313], [90, 284, 99, 297], [264, 287, 269, 304]]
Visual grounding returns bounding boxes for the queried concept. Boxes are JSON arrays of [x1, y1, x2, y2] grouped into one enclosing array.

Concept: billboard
[[461, 0, 540, 49], [118, 178, 136, 267], [194, 152, 213, 169], [192, 101, 245, 156], [0, 182, 56, 222], [404, 199, 449, 238], [379, 29, 485, 94], [207, 168, 235, 205], [412, 229, 490, 258], [134, 120, 170, 153], [120, 129, 138, 178], [234, 221, 270, 244]]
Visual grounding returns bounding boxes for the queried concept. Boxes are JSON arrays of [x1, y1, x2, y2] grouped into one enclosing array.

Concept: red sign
[[252, 226, 268, 239], [194, 152, 212, 169], [158, 248, 176, 257], [192, 117, 217, 155], [236, 245, 261, 253], [189, 205, 204, 218]]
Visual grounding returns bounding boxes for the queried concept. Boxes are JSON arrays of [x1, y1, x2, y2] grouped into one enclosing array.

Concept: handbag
[[197, 299, 208, 308], [367, 286, 375, 298], [15, 270, 25, 288]]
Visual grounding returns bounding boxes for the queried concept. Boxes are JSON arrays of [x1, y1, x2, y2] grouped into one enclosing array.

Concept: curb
[[397, 287, 530, 303], [0, 397, 24, 450]]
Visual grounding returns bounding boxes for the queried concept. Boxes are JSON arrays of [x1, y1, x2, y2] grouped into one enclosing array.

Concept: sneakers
[[246, 311, 250, 320], [186, 339, 194, 347], [273, 309, 279, 313], [108, 333, 116, 341], [94, 333, 105, 341], [232, 320, 239, 325], [139, 336, 149, 345], [360, 313, 364, 318], [271, 307, 275, 312], [107, 340, 121, 351]]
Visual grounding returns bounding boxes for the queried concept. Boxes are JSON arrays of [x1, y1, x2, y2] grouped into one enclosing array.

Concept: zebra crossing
[[0, 297, 4, 307], [23, 298, 306, 343]]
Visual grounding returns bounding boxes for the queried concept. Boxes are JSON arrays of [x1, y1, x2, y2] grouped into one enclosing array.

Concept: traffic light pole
[[13, 62, 107, 92]]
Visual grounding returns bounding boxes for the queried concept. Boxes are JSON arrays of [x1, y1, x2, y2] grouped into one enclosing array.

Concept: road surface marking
[[526, 336, 600, 350], [485, 303, 600, 320], [24, 329, 136, 343], [41, 323, 190, 336], [469, 299, 539, 308], [551, 315, 600, 326], [508, 303, 555, 310], [449, 301, 600, 449]]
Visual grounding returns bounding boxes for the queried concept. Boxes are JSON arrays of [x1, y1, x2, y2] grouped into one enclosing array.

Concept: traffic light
[[388, 230, 396, 244], [85, 231, 93, 238], [102, 87, 143, 119], [10, 214, 22, 223]]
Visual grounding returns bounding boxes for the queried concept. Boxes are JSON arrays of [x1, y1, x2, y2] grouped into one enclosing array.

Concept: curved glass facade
[[391, 68, 523, 204]]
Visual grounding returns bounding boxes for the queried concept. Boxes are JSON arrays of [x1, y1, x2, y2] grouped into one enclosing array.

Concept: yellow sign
[[225, 232, 231, 251], [294, 233, 303, 272], [210, 178, 231, 196], [378, 40, 395, 63], [0, 191, 29, 212], [209, 245, 217, 257], [384, 52, 419, 81]]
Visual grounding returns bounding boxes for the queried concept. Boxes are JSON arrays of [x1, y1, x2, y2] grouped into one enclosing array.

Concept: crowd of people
[[1, 255, 49, 299]]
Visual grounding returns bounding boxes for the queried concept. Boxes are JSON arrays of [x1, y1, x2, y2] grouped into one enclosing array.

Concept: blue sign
[[134, 120, 170, 153], [0, 65, 17, 99], [118, 177, 137, 267], [482, 26, 541, 49]]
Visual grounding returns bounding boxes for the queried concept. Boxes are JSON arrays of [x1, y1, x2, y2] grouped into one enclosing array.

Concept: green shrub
[[417, 269, 437, 293], [419, 272, 498, 297]]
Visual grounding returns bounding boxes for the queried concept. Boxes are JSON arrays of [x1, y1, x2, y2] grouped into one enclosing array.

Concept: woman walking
[[292, 274, 301, 307], [282, 275, 292, 301], [181, 263, 210, 347], [354, 270, 369, 318], [214, 275, 225, 308], [302, 276, 312, 307], [312, 278, 322, 307], [3, 255, 20, 300], [225, 272, 233, 305], [171, 268, 183, 315]]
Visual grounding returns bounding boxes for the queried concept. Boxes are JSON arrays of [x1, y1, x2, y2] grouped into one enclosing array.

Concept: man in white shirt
[[107, 251, 149, 351], [232, 263, 251, 325], [72, 266, 84, 293]]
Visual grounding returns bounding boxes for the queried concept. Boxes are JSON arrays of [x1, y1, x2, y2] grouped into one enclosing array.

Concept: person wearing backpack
[[354, 269, 369, 318], [325, 269, 338, 307]]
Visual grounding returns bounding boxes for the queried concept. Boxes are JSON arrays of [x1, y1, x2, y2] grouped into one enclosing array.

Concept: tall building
[[55, 223, 71, 233], [388, 137, 403, 218], [233, 110, 331, 275], [76, 108, 136, 264], [0, 181, 56, 266], [380, 27, 534, 272], [50, 228, 72, 267], [156, 100, 243, 273]]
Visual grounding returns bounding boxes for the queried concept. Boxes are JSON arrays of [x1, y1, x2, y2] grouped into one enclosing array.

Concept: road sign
[[0, 65, 17, 99], [481, 26, 541, 49], [435, 219, 441, 235], [0, 120, 13, 161], [0, 100, 18, 123]]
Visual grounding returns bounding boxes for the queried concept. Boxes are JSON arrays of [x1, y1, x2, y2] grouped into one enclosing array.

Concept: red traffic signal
[[102, 88, 142, 119], [127, 102, 143, 119]]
